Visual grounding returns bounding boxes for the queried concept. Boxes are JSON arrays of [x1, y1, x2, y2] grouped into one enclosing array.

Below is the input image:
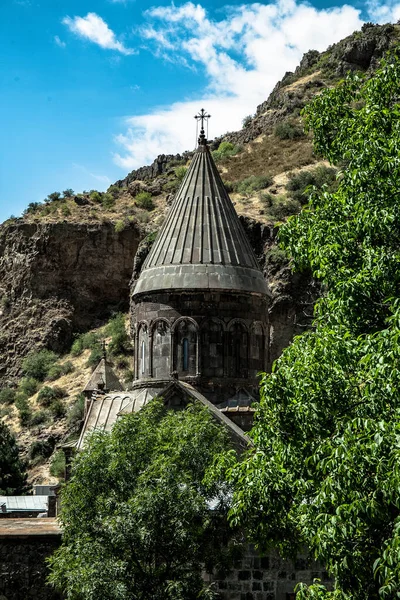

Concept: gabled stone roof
[[134, 136, 270, 297], [83, 358, 124, 394]]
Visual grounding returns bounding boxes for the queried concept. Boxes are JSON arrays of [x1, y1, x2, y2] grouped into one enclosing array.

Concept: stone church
[[71, 113, 330, 598], [78, 113, 270, 448]]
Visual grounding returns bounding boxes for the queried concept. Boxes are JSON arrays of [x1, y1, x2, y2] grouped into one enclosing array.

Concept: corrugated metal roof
[[0, 496, 48, 512], [76, 392, 139, 450]]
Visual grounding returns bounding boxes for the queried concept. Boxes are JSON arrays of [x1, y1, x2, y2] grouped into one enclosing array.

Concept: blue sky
[[1, 0, 398, 222]]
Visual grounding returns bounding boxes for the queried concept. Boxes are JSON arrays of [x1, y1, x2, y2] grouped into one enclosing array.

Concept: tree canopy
[[0, 420, 28, 495], [48, 400, 240, 600], [223, 55, 400, 599]]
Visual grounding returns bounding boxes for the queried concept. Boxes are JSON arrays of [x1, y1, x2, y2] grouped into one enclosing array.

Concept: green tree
[[0, 421, 28, 494], [48, 400, 240, 600], [223, 56, 400, 599]]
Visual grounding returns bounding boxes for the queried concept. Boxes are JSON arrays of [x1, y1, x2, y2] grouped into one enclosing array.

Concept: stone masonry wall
[[211, 545, 332, 600], [0, 536, 62, 600]]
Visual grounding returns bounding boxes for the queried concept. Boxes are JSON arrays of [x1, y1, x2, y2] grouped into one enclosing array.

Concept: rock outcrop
[[0, 221, 142, 381]]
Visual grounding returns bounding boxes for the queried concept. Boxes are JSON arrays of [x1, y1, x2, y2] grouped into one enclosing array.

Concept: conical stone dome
[[134, 135, 269, 297]]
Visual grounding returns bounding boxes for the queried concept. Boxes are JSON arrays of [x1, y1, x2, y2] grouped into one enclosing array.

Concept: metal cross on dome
[[194, 108, 211, 145]]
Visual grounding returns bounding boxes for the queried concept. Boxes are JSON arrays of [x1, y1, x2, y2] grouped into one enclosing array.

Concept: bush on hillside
[[106, 313, 130, 356], [62, 189, 74, 198], [102, 193, 115, 209], [0, 388, 16, 405], [90, 191, 103, 203], [22, 350, 58, 381], [71, 332, 100, 357], [286, 165, 338, 204], [19, 377, 39, 397], [67, 394, 85, 429], [135, 191, 155, 211], [274, 120, 305, 140], [46, 192, 62, 203], [50, 450, 66, 479], [24, 202, 42, 215], [37, 386, 66, 408], [237, 174, 273, 195], [174, 166, 188, 183], [212, 142, 242, 162], [15, 394, 32, 427], [242, 115, 253, 128]]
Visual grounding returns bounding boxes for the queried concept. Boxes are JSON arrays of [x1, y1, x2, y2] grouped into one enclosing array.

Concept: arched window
[[182, 338, 189, 371], [174, 320, 197, 376], [141, 340, 145, 374]]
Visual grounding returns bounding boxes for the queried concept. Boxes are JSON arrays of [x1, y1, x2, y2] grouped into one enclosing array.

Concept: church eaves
[[134, 114, 270, 297]]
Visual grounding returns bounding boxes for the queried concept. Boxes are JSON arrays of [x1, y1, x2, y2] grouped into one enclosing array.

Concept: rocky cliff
[[0, 222, 141, 381]]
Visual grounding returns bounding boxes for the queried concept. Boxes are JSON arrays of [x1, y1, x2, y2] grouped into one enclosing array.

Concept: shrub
[[61, 205, 71, 217], [49, 399, 66, 419], [46, 192, 61, 203], [90, 191, 103, 203], [222, 180, 238, 193], [67, 394, 85, 428], [46, 365, 64, 381], [114, 220, 126, 233], [135, 192, 154, 211], [237, 175, 273, 195], [102, 193, 115, 209], [19, 377, 39, 397], [86, 346, 103, 369], [24, 202, 42, 215], [62, 361, 74, 375], [269, 197, 301, 219], [274, 120, 305, 140], [259, 192, 274, 207], [71, 332, 99, 357], [124, 368, 135, 384], [212, 142, 241, 162], [29, 410, 49, 427], [37, 386, 66, 408], [62, 189, 74, 198], [49, 450, 66, 479], [28, 439, 55, 463], [286, 165, 338, 205], [0, 406, 13, 418], [106, 313, 130, 355], [15, 394, 31, 427], [107, 185, 120, 198], [0, 388, 16, 405], [22, 349, 58, 381], [242, 115, 253, 128], [174, 166, 188, 183], [47, 361, 73, 381]]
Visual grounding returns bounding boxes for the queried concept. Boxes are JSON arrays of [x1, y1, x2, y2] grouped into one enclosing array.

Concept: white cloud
[[114, 0, 364, 170], [54, 35, 66, 48], [366, 0, 400, 22], [63, 12, 135, 55]]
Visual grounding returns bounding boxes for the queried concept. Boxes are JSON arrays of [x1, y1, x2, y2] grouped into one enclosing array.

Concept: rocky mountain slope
[[1, 22, 399, 484]]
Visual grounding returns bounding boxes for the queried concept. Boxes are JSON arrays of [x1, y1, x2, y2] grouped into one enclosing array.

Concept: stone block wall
[[210, 545, 332, 600]]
